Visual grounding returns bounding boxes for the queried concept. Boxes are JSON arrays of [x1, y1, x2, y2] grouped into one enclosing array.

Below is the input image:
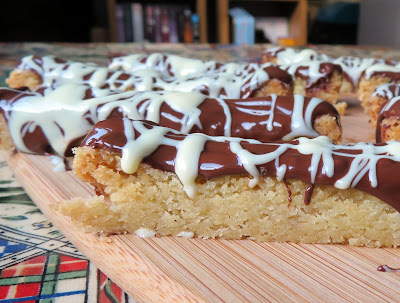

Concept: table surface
[[1, 42, 400, 303]]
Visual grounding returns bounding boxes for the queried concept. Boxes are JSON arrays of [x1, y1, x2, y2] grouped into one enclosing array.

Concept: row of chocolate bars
[[4, 47, 400, 247], [2, 46, 399, 157]]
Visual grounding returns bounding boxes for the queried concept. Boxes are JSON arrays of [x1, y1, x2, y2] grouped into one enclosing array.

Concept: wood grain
[[4, 106, 400, 303]]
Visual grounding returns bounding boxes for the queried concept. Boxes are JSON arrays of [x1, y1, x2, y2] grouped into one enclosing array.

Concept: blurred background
[[0, 0, 397, 47]]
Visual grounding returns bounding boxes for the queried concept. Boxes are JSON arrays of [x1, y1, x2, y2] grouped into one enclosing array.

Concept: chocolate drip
[[377, 265, 400, 273], [82, 119, 400, 213], [283, 179, 292, 205], [304, 185, 315, 206]]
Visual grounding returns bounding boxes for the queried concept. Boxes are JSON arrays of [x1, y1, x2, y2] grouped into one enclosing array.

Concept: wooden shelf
[[106, 0, 307, 44], [106, 0, 208, 43]]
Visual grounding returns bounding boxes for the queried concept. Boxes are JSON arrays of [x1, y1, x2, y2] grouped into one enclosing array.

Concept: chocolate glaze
[[17, 55, 293, 98], [112, 53, 293, 86], [263, 47, 400, 89], [377, 265, 400, 273], [284, 179, 292, 205], [0, 86, 340, 156], [364, 71, 400, 81], [304, 185, 315, 205], [82, 118, 400, 212], [295, 63, 342, 89], [373, 84, 400, 101]]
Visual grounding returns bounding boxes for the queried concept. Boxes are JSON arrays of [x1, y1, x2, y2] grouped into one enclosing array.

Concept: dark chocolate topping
[[82, 118, 400, 213], [0, 85, 339, 156]]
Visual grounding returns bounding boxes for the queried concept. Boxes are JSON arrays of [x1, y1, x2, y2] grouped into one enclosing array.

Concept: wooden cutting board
[[4, 104, 400, 303]]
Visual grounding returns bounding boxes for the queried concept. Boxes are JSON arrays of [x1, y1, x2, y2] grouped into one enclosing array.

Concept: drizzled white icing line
[[266, 47, 330, 65], [111, 53, 286, 98], [265, 47, 400, 85], [20, 55, 283, 99], [119, 120, 400, 198], [265, 47, 336, 86], [109, 53, 217, 78], [4, 83, 326, 156], [3, 84, 208, 155], [364, 64, 400, 79], [372, 83, 400, 100], [379, 95, 400, 113], [332, 56, 376, 85], [282, 95, 322, 140], [234, 94, 279, 132], [19, 55, 144, 91]]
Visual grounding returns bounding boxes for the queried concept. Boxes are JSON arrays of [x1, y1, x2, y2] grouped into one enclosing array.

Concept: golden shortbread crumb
[[56, 146, 400, 248], [6, 70, 42, 91], [358, 75, 398, 112], [0, 115, 14, 149], [313, 115, 342, 143], [379, 117, 400, 142], [293, 70, 342, 104]]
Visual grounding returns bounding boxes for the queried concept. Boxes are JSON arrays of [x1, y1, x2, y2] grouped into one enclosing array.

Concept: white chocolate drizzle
[[265, 47, 330, 64], [264, 46, 400, 86], [264, 47, 337, 86], [118, 120, 400, 198], [282, 95, 322, 140], [379, 95, 400, 113], [19, 55, 287, 99], [332, 56, 376, 85], [2, 84, 327, 156], [364, 64, 400, 79], [2, 84, 208, 155], [372, 83, 400, 100]]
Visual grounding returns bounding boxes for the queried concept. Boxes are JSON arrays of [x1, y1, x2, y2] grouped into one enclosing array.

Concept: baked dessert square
[[57, 119, 400, 248], [0, 84, 342, 155], [7, 55, 294, 99]]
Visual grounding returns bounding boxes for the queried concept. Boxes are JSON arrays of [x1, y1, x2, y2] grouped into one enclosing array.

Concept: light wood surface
[[4, 105, 400, 303]]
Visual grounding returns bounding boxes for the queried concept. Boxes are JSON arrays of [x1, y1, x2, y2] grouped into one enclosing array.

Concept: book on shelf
[[168, 6, 179, 43], [229, 7, 255, 45], [122, 2, 133, 42], [115, 2, 199, 43], [145, 5, 155, 42], [131, 3, 144, 42], [115, 4, 125, 42]]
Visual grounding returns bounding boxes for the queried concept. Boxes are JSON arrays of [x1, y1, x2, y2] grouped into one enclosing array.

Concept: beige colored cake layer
[[6, 70, 41, 91], [293, 70, 343, 105], [57, 146, 400, 248], [313, 115, 342, 143], [262, 54, 345, 104], [358, 75, 396, 113], [378, 117, 400, 143], [0, 115, 14, 150], [368, 94, 388, 127]]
